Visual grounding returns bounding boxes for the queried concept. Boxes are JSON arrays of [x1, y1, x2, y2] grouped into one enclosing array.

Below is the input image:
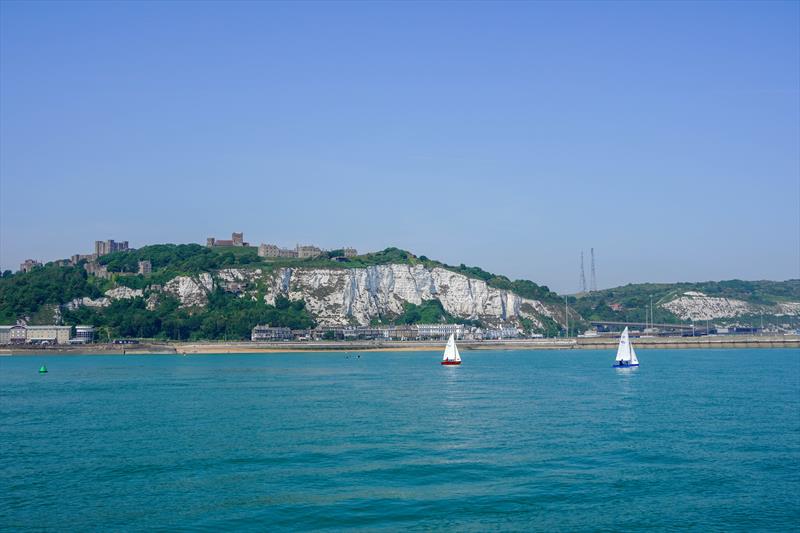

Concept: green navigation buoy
[[39, 365, 47, 374]]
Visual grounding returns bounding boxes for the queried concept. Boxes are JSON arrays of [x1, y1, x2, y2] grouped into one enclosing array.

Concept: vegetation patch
[[0, 265, 100, 322], [62, 292, 315, 341]]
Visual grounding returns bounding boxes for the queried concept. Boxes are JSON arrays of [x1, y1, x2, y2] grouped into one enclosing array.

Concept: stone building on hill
[[70, 253, 98, 265], [95, 239, 129, 257], [207, 232, 249, 247], [258, 244, 298, 258], [138, 260, 152, 275], [84, 262, 110, 279], [19, 259, 41, 273], [296, 245, 322, 259], [258, 243, 357, 260]]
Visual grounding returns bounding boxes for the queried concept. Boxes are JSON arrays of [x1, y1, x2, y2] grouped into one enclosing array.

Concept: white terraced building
[[415, 324, 464, 340], [251, 325, 293, 341]]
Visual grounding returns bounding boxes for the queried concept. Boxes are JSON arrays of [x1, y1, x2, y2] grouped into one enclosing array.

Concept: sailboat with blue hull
[[614, 327, 639, 368]]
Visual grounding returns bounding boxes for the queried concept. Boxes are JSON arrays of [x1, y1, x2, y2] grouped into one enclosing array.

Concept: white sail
[[616, 327, 632, 362], [629, 344, 639, 365], [443, 333, 461, 362]]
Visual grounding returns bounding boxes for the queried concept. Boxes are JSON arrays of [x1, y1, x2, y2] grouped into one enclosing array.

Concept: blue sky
[[1, 1, 798, 293]]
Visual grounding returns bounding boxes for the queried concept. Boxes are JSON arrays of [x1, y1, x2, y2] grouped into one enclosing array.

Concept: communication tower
[[579, 251, 587, 293]]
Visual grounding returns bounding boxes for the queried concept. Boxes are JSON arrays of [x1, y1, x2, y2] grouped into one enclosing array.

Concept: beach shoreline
[[1, 335, 798, 356]]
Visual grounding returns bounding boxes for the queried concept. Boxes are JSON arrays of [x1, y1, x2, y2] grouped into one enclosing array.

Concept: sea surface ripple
[[1, 349, 798, 531]]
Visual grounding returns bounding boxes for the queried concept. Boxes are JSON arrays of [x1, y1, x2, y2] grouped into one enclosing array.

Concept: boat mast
[[628, 332, 633, 359]]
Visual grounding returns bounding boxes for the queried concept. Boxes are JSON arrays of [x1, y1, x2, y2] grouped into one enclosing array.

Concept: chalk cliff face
[[256, 264, 559, 327], [661, 291, 800, 321], [63, 264, 561, 329], [163, 273, 215, 308], [64, 287, 143, 310], [105, 287, 143, 300], [776, 302, 800, 316], [65, 296, 111, 310]]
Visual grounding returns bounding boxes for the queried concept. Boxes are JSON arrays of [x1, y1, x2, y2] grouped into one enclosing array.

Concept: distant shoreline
[[1, 335, 798, 356]]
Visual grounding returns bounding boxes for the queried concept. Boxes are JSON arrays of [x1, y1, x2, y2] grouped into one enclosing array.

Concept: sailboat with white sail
[[441, 333, 462, 366], [614, 327, 639, 368]]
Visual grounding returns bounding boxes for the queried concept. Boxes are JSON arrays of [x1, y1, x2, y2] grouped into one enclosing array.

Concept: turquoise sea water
[[1, 349, 799, 531]]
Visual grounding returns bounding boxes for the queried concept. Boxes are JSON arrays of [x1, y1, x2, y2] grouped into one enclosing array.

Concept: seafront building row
[[0, 322, 518, 345], [2, 321, 781, 346], [0, 324, 94, 345], [252, 323, 524, 342]]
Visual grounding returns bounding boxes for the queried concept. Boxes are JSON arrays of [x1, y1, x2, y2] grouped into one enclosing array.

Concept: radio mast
[[580, 251, 587, 293], [590, 248, 597, 292]]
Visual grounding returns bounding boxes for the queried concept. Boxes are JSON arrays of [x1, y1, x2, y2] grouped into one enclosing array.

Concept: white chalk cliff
[[64, 287, 143, 310], [163, 273, 215, 308], [138, 264, 560, 328], [254, 264, 559, 327], [661, 291, 800, 321]]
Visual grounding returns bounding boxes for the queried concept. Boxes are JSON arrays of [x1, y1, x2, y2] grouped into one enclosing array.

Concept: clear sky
[[1, 0, 798, 293]]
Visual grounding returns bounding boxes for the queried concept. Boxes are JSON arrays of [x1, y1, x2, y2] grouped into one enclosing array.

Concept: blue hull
[[613, 364, 639, 368]]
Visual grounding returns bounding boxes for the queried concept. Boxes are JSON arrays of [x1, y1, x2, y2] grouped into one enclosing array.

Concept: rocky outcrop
[[217, 268, 261, 295], [145, 293, 160, 311], [776, 302, 800, 316], [105, 287, 143, 300], [662, 292, 753, 321], [64, 296, 111, 310], [217, 268, 261, 286], [661, 291, 800, 321], [63, 287, 143, 311], [163, 273, 215, 307], [259, 264, 558, 327]]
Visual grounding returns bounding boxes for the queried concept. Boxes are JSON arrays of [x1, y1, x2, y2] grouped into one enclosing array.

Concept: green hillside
[[571, 279, 800, 327], [0, 244, 558, 340]]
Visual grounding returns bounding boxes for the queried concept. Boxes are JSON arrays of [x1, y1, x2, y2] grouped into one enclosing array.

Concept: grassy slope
[[571, 279, 800, 326]]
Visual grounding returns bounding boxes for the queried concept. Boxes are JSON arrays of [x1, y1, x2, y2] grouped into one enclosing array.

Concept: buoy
[[39, 365, 48, 374]]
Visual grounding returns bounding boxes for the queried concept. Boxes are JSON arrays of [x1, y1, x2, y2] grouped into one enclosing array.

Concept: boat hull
[[613, 363, 639, 368], [441, 361, 461, 365]]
